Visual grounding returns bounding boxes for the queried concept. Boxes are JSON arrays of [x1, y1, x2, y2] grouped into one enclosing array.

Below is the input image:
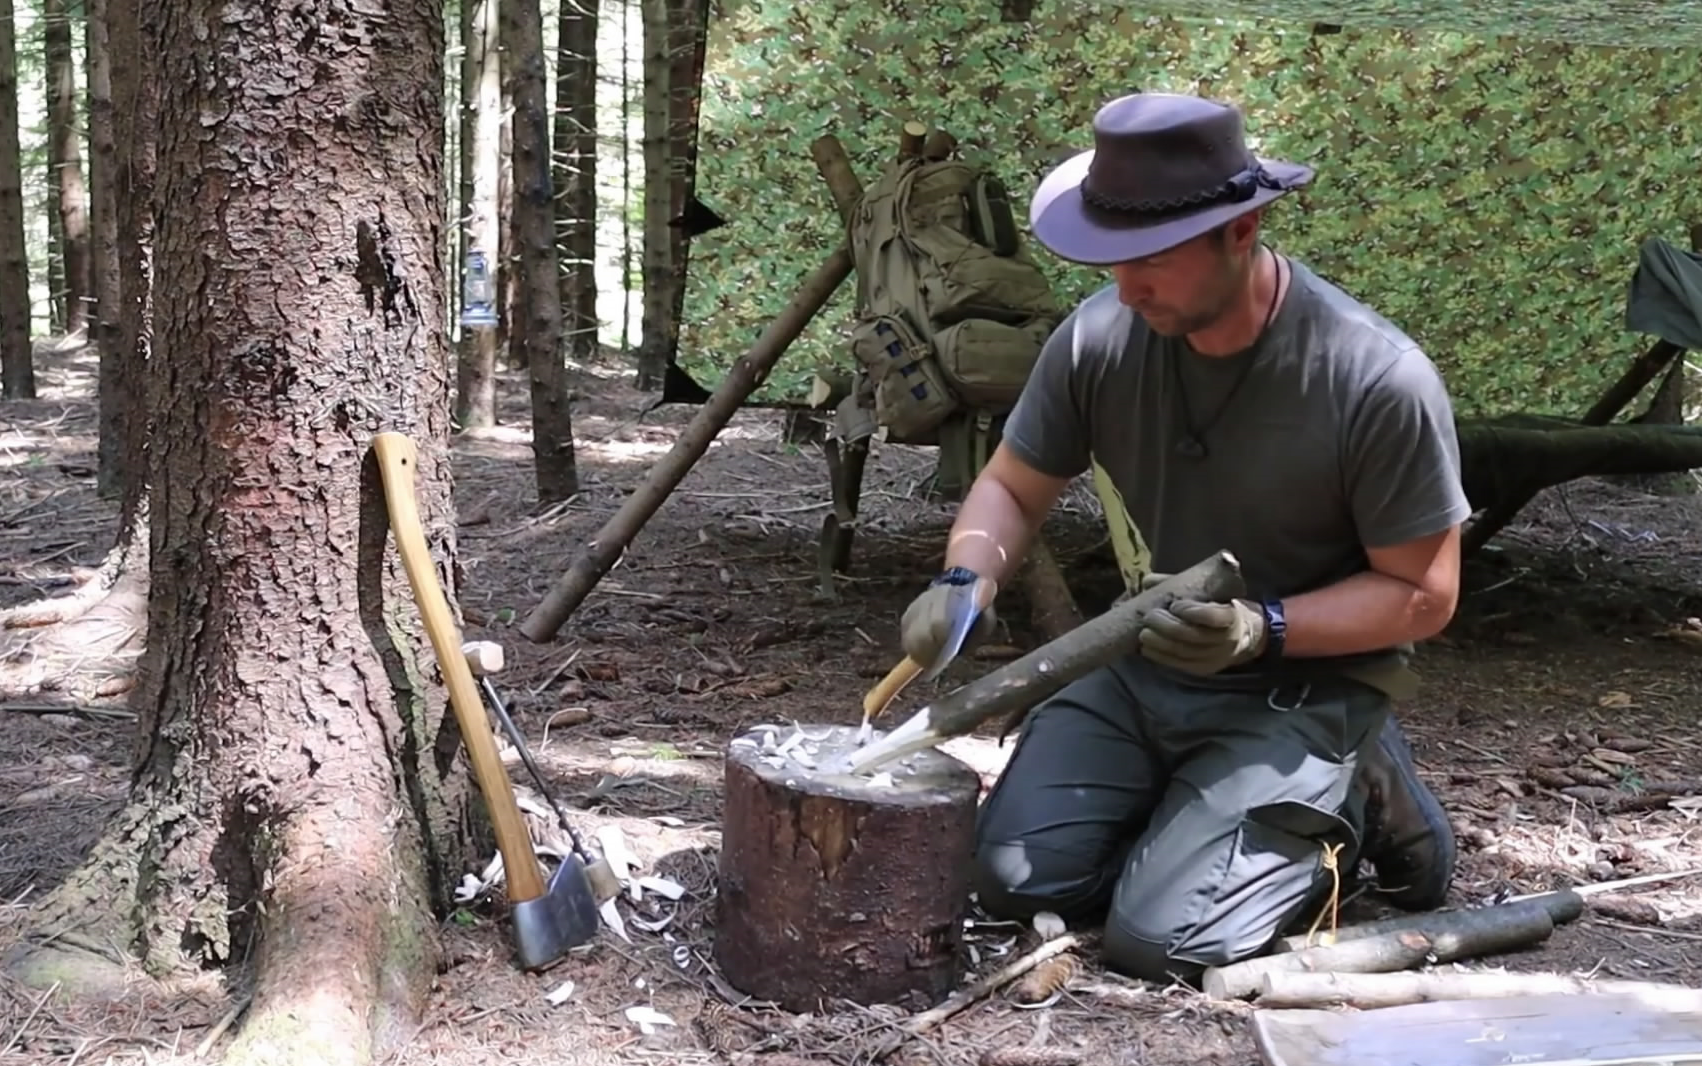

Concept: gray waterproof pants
[[971, 654, 1389, 983]]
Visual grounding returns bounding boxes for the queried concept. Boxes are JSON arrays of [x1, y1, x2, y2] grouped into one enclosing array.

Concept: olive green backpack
[[841, 150, 1063, 491]]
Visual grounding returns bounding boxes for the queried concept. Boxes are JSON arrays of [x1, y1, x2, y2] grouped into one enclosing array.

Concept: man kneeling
[[896, 92, 1471, 983]]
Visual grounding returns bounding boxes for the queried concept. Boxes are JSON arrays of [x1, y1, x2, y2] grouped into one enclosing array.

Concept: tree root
[[5, 764, 442, 1065], [0, 571, 147, 702], [0, 518, 149, 703], [215, 805, 438, 1066]]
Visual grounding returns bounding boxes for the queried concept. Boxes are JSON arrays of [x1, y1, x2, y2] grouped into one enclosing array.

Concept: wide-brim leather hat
[[1030, 93, 1314, 266]]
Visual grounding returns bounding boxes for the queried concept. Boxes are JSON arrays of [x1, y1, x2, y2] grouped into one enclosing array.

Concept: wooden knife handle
[[863, 656, 923, 722], [372, 431, 545, 902]]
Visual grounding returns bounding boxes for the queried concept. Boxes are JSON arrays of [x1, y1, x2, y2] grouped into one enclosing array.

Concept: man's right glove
[[900, 569, 997, 668]]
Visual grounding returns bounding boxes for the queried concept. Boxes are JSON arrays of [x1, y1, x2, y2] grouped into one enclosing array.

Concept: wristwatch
[[1259, 598, 1287, 662], [933, 566, 979, 588]]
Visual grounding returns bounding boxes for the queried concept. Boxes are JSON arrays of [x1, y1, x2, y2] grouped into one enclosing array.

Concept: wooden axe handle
[[372, 432, 545, 902], [863, 656, 923, 721]]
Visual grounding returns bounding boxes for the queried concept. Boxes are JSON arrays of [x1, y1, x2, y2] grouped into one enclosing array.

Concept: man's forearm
[[942, 476, 1043, 587], [1278, 570, 1455, 658]]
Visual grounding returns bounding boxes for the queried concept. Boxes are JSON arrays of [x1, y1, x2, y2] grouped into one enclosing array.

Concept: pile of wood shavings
[[731, 723, 931, 788]]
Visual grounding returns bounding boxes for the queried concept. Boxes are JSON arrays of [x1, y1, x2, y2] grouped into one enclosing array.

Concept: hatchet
[[857, 572, 996, 743], [372, 431, 600, 969]]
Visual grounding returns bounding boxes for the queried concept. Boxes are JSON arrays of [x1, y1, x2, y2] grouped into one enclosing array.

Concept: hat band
[[1081, 162, 1287, 224]]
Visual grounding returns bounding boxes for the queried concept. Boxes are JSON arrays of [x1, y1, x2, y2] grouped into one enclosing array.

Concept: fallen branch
[[1255, 969, 1702, 1011], [1507, 871, 1702, 903], [1271, 890, 1583, 954], [838, 551, 1245, 775], [868, 934, 1080, 1062], [1203, 899, 1559, 1001], [518, 246, 853, 643]]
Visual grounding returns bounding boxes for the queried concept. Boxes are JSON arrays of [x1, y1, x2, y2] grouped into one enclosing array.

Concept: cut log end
[[714, 722, 983, 1012]]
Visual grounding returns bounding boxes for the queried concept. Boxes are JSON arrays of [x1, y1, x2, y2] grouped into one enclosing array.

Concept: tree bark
[[87, 0, 126, 497], [0, 0, 33, 399], [714, 722, 982, 1012], [45, 0, 92, 337], [505, 0, 578, 504], [633, 0, 672, 389], [2, 5, 477, 1065], [456, 0, 501, 430], [554, 0, 600, 368]]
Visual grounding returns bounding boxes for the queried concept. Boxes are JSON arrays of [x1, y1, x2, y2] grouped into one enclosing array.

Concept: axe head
[[920, 575, 994, 682], [510, 853, 602, 970]]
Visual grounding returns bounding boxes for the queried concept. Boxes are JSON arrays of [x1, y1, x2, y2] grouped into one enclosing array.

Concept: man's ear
[[1224, 208, 1263, 252]]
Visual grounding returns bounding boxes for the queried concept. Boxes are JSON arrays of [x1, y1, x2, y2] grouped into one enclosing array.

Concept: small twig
[[528, 648, 582, 698], [866, 934, 1081, 1062], [1592, 918, 1702, 944], [0, 701, 137, 720], [1506, 867, 1702, 902], [195, 993, 252, 1058], [1, 980, 59, 1056]]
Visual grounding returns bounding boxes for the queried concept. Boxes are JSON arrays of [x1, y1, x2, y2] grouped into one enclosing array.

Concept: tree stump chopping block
[[713, 722, 983, 1013]]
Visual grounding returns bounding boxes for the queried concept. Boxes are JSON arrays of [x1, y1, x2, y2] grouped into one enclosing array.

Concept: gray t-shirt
[[1001, 256, 1473, 690]]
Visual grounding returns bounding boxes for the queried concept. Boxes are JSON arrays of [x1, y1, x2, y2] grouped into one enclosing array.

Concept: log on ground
[[1271, 890, 1584, 954], [1256, 969, 1702, 1011], [713, 722, 982, 1012], [1202, 899, 1558, 1001]]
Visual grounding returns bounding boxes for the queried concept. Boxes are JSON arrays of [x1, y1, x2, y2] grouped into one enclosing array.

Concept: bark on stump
[[714, 722, 982, 1013]]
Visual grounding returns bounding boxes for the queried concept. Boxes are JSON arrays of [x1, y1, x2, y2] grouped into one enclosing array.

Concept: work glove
[[900, 573, 997, 668], [1137, 596, 1268, 677]]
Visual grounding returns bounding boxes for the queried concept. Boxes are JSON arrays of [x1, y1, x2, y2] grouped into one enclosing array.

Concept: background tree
[[508, 0, 578, 501], [2, 4, 479, 1065], [456, 0, 502, 430], [554, 0, 599, 374], [42, 0, 89, 337], [0, 0, 32, 400]]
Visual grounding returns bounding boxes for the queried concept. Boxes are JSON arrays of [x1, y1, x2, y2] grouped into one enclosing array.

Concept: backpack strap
[[1071, 311, 1154, 595]]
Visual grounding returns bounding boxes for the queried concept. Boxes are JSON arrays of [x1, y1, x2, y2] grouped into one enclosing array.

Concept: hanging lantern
[[460, 249, 498, 329]]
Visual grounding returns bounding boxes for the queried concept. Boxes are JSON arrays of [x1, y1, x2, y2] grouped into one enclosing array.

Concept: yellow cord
[[1301, 841, 1346, 949]]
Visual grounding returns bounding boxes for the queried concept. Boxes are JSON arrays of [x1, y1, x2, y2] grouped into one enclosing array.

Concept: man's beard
[[1137, 253, 1254, 337]]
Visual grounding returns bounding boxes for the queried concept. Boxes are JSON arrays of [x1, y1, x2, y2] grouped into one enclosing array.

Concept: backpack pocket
[[905, 225, 1060, 328], [848, 312, 959, 444], [930, 316, 1053, 410]]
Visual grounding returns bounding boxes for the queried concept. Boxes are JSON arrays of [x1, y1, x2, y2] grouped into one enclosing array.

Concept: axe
[[372, 431, 601, 970]]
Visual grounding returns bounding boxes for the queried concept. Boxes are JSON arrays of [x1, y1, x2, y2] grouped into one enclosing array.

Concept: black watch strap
[[1259, 598, 1287, 662], [933, 566, 979, 587]]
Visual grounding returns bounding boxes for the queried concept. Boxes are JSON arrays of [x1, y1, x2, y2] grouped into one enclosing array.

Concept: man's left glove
[[1138, 598, 1267, 676]]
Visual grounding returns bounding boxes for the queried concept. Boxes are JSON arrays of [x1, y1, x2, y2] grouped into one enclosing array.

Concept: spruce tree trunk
[[634, 0, 671, 389], [554, 0, 599, 367], [45, 0, 91, 337], [663, 0, 701, 364], [0, 0, 33, 399], [456, 0, 501, 430], [3, 4, 478, 1065], [506, 0, 577, 501], [88, 0, 126, 497]]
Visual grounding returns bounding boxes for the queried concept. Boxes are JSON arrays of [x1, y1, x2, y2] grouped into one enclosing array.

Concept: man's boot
[[1360, 715, 1456, 911]]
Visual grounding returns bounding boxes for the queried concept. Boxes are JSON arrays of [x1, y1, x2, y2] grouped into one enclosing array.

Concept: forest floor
[[1, 343, 1701, 1066]]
